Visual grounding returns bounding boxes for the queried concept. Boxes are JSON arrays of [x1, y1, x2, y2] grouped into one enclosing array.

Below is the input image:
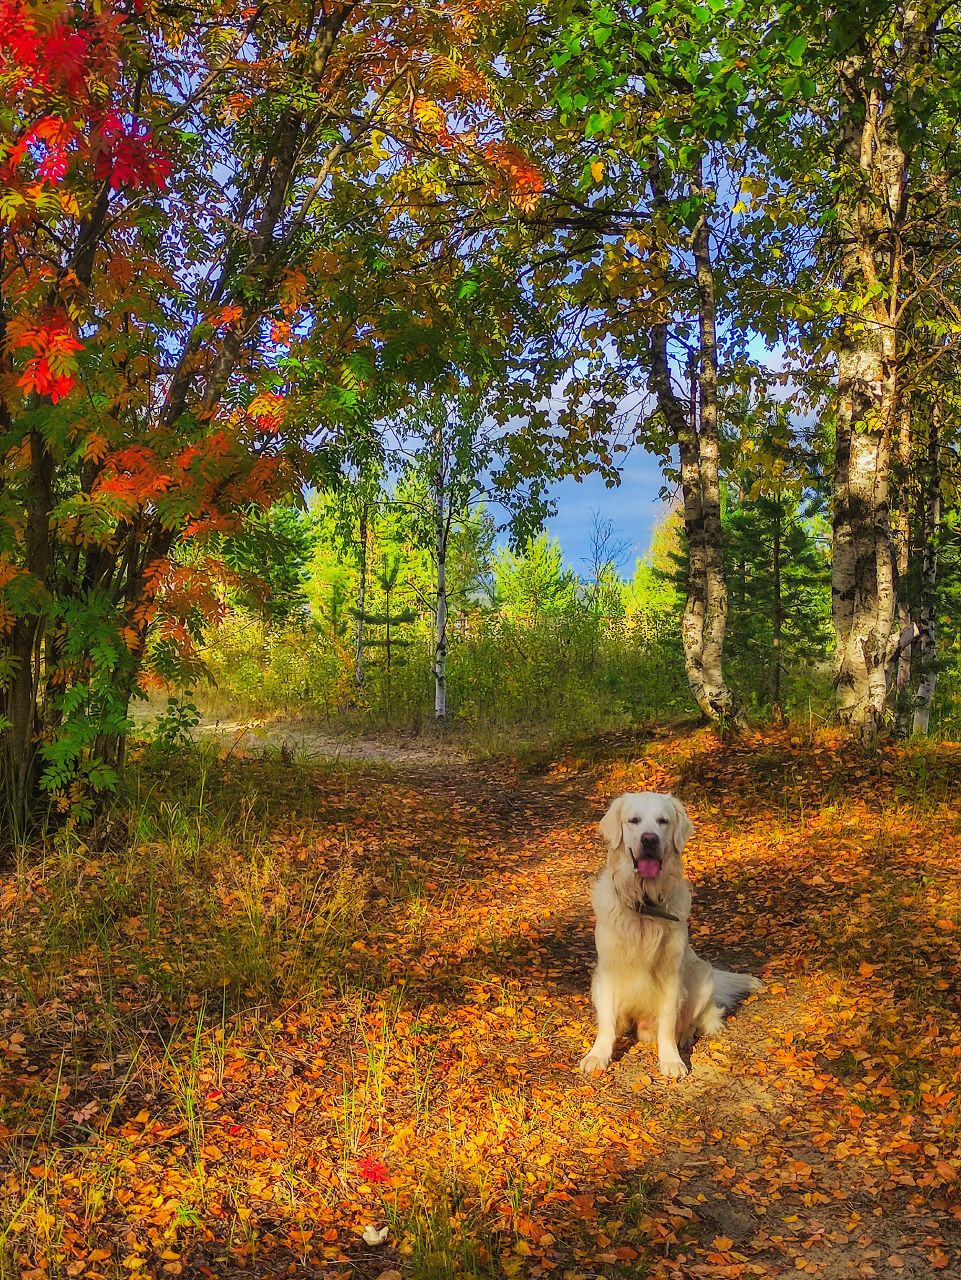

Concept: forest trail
[[195, 712, 458, 768], [3, 727, 960, 1279], [131, 703, 461, 767]]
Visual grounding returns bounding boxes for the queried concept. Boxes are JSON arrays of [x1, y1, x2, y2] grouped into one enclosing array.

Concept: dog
[[579, 791, 761, 1078]]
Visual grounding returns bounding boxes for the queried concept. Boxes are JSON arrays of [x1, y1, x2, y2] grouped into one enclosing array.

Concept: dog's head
[[598, 792, 693, 887]]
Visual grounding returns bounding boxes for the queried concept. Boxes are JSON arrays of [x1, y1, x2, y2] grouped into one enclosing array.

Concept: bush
[[200, 613, 353, 719], [198, 605, 690, 737]]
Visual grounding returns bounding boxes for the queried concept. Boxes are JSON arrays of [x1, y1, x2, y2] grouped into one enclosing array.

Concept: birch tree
[[393, 392, 549, 720], [644, 155, 744, 725], [826, 10, 932, 736]]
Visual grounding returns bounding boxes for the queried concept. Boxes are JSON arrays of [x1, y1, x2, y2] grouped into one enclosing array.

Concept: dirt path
[[131, 702, 458, 766]]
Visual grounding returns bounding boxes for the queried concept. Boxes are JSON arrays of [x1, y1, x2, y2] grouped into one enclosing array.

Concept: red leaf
[[356, 1156, 389, 1184]]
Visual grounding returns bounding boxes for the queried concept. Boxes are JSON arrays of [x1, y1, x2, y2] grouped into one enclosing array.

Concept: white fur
[[579, 792, 762, 1078]]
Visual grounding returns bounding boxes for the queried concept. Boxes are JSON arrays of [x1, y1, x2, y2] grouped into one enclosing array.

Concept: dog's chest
[[604, 902, 680, 968]]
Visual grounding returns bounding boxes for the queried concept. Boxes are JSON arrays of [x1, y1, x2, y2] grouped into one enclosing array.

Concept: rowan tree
[[0, 0, 546, 831]]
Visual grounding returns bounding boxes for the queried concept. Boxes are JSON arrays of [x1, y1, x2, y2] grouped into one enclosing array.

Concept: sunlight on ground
[[1, 729, 959, 1279]]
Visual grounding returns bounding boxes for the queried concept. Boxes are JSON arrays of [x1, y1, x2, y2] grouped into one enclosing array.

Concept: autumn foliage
[[0, 0, 542, 829]]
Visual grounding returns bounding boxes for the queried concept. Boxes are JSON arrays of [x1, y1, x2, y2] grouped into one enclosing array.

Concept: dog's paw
[[578, 1052, 610, 1075], [658, 1053, 689, 1079]]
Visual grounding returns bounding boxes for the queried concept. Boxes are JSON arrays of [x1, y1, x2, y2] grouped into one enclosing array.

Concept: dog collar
[[633, 895, 680, 923], [614, 877, 680, 923]]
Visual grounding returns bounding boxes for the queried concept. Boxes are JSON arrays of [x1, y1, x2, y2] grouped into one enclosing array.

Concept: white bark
[[912, 403, 940, 734], [894, 407, 913, 703], [691, 185, 740, 724], [431, 410, 449, 721], [647, 161, 741, 725], [831, 22, 920, 738], [354, 506, 367, 687], [434, 534, 448, 719], [832, 329, 898, 733]]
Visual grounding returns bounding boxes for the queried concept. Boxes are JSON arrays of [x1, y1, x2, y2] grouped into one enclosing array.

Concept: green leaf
[[786, 34, 807, 64]]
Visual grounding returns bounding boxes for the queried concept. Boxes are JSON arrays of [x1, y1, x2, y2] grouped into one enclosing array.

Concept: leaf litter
[[1, 727, 959, 1278]]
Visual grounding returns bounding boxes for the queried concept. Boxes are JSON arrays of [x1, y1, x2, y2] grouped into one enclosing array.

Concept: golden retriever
[[579, 792, 761, 1077]]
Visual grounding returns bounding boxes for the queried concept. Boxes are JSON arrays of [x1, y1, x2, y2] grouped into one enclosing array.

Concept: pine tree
[[493, 536, 578, 621], [351, 554, 417, 714], [724, 493, 832, 718]]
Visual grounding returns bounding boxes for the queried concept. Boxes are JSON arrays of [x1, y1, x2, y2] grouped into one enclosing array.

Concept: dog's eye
[[628, 816, 642, 825], [656, 817, 669, 826]]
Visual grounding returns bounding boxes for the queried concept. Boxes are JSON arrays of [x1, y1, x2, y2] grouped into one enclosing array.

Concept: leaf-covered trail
[[2, 728, 960, 1279]]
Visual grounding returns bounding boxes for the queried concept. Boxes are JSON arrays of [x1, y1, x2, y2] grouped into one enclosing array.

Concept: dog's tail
[[712, 969, 763, 1012]]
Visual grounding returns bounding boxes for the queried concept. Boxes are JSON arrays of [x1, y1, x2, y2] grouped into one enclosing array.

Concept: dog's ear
[[599, 795, 625, 848], [669, 795, 694, 854]]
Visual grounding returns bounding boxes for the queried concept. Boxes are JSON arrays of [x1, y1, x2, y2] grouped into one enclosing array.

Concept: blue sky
[[542, 443, 669, 575]]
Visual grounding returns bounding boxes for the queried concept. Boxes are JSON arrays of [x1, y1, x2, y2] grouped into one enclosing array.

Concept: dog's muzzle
[[631, 832, 662, 879]]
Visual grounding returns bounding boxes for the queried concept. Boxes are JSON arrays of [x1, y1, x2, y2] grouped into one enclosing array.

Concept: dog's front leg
[[579, 970, 617, 1074], [655, 967, 688, 1079]]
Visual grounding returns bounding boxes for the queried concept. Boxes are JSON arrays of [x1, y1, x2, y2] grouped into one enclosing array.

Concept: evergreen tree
[[493, 536, 578, 621], [218, 506, 317, 623], [724, 494, 831, 716], [351, 554, 418, 714]]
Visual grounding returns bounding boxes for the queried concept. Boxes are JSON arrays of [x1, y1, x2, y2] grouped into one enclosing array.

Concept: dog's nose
[[640, 832, 660, 853]]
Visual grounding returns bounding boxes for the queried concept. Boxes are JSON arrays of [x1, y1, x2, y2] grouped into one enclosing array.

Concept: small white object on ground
[[361, 1224, 389, 1246]]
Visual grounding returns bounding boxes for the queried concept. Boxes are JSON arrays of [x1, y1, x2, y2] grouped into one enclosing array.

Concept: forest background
[[6, 0, 961, 833]]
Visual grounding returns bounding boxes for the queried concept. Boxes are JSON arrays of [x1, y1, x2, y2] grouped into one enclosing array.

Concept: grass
[[2, 726, 961, 1278]]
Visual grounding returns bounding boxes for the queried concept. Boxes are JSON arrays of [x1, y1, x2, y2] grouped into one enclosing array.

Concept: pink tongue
[[635, 858, 661, 879]]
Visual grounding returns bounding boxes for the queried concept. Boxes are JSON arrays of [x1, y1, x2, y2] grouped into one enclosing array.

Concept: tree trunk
[[691, 176, 741, 724], [832, 323, 898, 737], [354, 505, 367, 688], [384, 581, 392, 676], [3, 428, 53, 836], [772, 497, 782, 719], [893, 406, 914, 707], [434, 532, 448, 720], [646, 161, 740, 726], [912, 402, 940, 735], [430, 406, 450, 721], [831, 15, 925, 741]]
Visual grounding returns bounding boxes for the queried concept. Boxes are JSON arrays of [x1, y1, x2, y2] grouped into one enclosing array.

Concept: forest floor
[[2, 724, 960, 1280]]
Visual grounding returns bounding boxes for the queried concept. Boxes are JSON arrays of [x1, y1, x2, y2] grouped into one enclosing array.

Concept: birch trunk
[[645, 160, 740, 724], [772, 497, 783, 719], [831, 32, 913, 740], [648, 310, 738, 723], [354, 506, 367, 688], [434, 533, 448, 720], [912, 403, 940, 734], [432, 410, 449, 721], [832, 322, 898, 735], [691, 183, 741, 724], [893, 407, 914, 705]]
